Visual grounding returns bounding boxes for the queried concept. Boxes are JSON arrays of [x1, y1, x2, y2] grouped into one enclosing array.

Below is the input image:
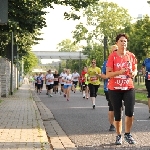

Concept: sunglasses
[[92, 62, 96, 64]]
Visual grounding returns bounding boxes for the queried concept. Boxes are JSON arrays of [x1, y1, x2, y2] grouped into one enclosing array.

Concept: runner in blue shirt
[[142, 58, 150, 118], [36, 74, 42, 95], [101, 59, 115, 131], [101, 45, 119, 131]]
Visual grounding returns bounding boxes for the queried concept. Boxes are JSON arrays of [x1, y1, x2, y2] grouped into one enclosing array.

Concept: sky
[[32, 0, 150, 64]]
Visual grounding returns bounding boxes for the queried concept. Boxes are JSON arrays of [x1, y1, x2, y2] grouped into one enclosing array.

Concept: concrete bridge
[[32, 51, 88, 60]]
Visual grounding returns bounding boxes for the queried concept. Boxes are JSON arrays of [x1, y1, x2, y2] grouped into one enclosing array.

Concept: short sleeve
[[106, 53, 114, 69], [98, 67, 101, 74], [130, 53, 137, 65]]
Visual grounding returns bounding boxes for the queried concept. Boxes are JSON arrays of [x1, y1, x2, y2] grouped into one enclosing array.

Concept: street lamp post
[[10, 31, 14, 95], [103, 36, 107, 61], [78, 50, 82, 74]]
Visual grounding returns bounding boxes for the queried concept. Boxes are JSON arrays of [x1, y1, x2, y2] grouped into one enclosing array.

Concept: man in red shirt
[[80, 67, 88, 98]]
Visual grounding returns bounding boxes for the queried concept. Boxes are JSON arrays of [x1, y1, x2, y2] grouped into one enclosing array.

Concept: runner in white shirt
[[72, 70, 80, 93], [46, 70, 54, 97], [59, 68, 67, 96], [63, 69, 73, 101]]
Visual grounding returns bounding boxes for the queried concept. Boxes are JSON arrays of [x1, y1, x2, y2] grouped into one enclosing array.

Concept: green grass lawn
[[135, 92, 147, 101], [100, 81, 146, 89], [134, 82, 145, 89], [98, 87, 148, 102], [77, 81, 148, 102]]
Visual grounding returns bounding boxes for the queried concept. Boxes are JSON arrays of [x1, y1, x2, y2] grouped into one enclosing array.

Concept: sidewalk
[[0, 84, 50, 150]]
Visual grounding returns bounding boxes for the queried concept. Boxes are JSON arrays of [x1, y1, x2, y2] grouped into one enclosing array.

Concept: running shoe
[[115, 135, 122, 145], [93, 105, 95, 109], [124, 133, 136, 144], [109, 124, 115, 131]]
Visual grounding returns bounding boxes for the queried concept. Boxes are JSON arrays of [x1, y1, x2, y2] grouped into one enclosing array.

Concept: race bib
[[148, 72, 150, 80], [48, 79, 52, 82], [37, 80, 41, 83], [90, 76, 98, 81], [54, 78, 58, 81], [67, 80, 72, 83], [114, 75, 129, 90], [82, 77, 85, 80]]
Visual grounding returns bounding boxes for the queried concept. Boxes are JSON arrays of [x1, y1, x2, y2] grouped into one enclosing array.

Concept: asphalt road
[[38, 88, 150, 150]]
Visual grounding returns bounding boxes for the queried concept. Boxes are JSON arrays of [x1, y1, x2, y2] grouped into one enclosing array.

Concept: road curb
[[30, 89, 50, 150], [30, 88, 78, 150]]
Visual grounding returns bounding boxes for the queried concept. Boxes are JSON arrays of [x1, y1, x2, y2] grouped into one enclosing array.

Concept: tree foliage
[[23, 51, 38, 74], [57, 39, 79, 52], [73, 1, 131, 43], [57, 39, 83, 72], [72, 1, 132, 66], [0, 0, 98, 74], [126, 15, 150, 67]]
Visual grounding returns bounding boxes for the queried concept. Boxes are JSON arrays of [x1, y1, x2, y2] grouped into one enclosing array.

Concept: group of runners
[[32, 68, 89, 101], [31, 33, 150, 146]]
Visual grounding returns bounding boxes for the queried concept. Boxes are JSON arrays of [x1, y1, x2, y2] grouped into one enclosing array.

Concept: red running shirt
[[106, 51, 137, 90], [81, 71, 87, 83]]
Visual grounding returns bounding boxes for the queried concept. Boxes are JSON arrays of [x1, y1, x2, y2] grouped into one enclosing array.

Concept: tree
[[57, 39, 85, 72], [126, 15, 150, 67], [0, 0, 99, 74], [84, 2, 131, 38], [72, 1, 132, 64], [57, 39, 79, 52], [82, 43, 103, 67], [23, 51, 38, 74]]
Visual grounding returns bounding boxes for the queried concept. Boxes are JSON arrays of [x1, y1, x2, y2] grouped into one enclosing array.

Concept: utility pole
[[10, 31, 13, 95], [103, 36, 107, 61], [79, 51, 82, 74]]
